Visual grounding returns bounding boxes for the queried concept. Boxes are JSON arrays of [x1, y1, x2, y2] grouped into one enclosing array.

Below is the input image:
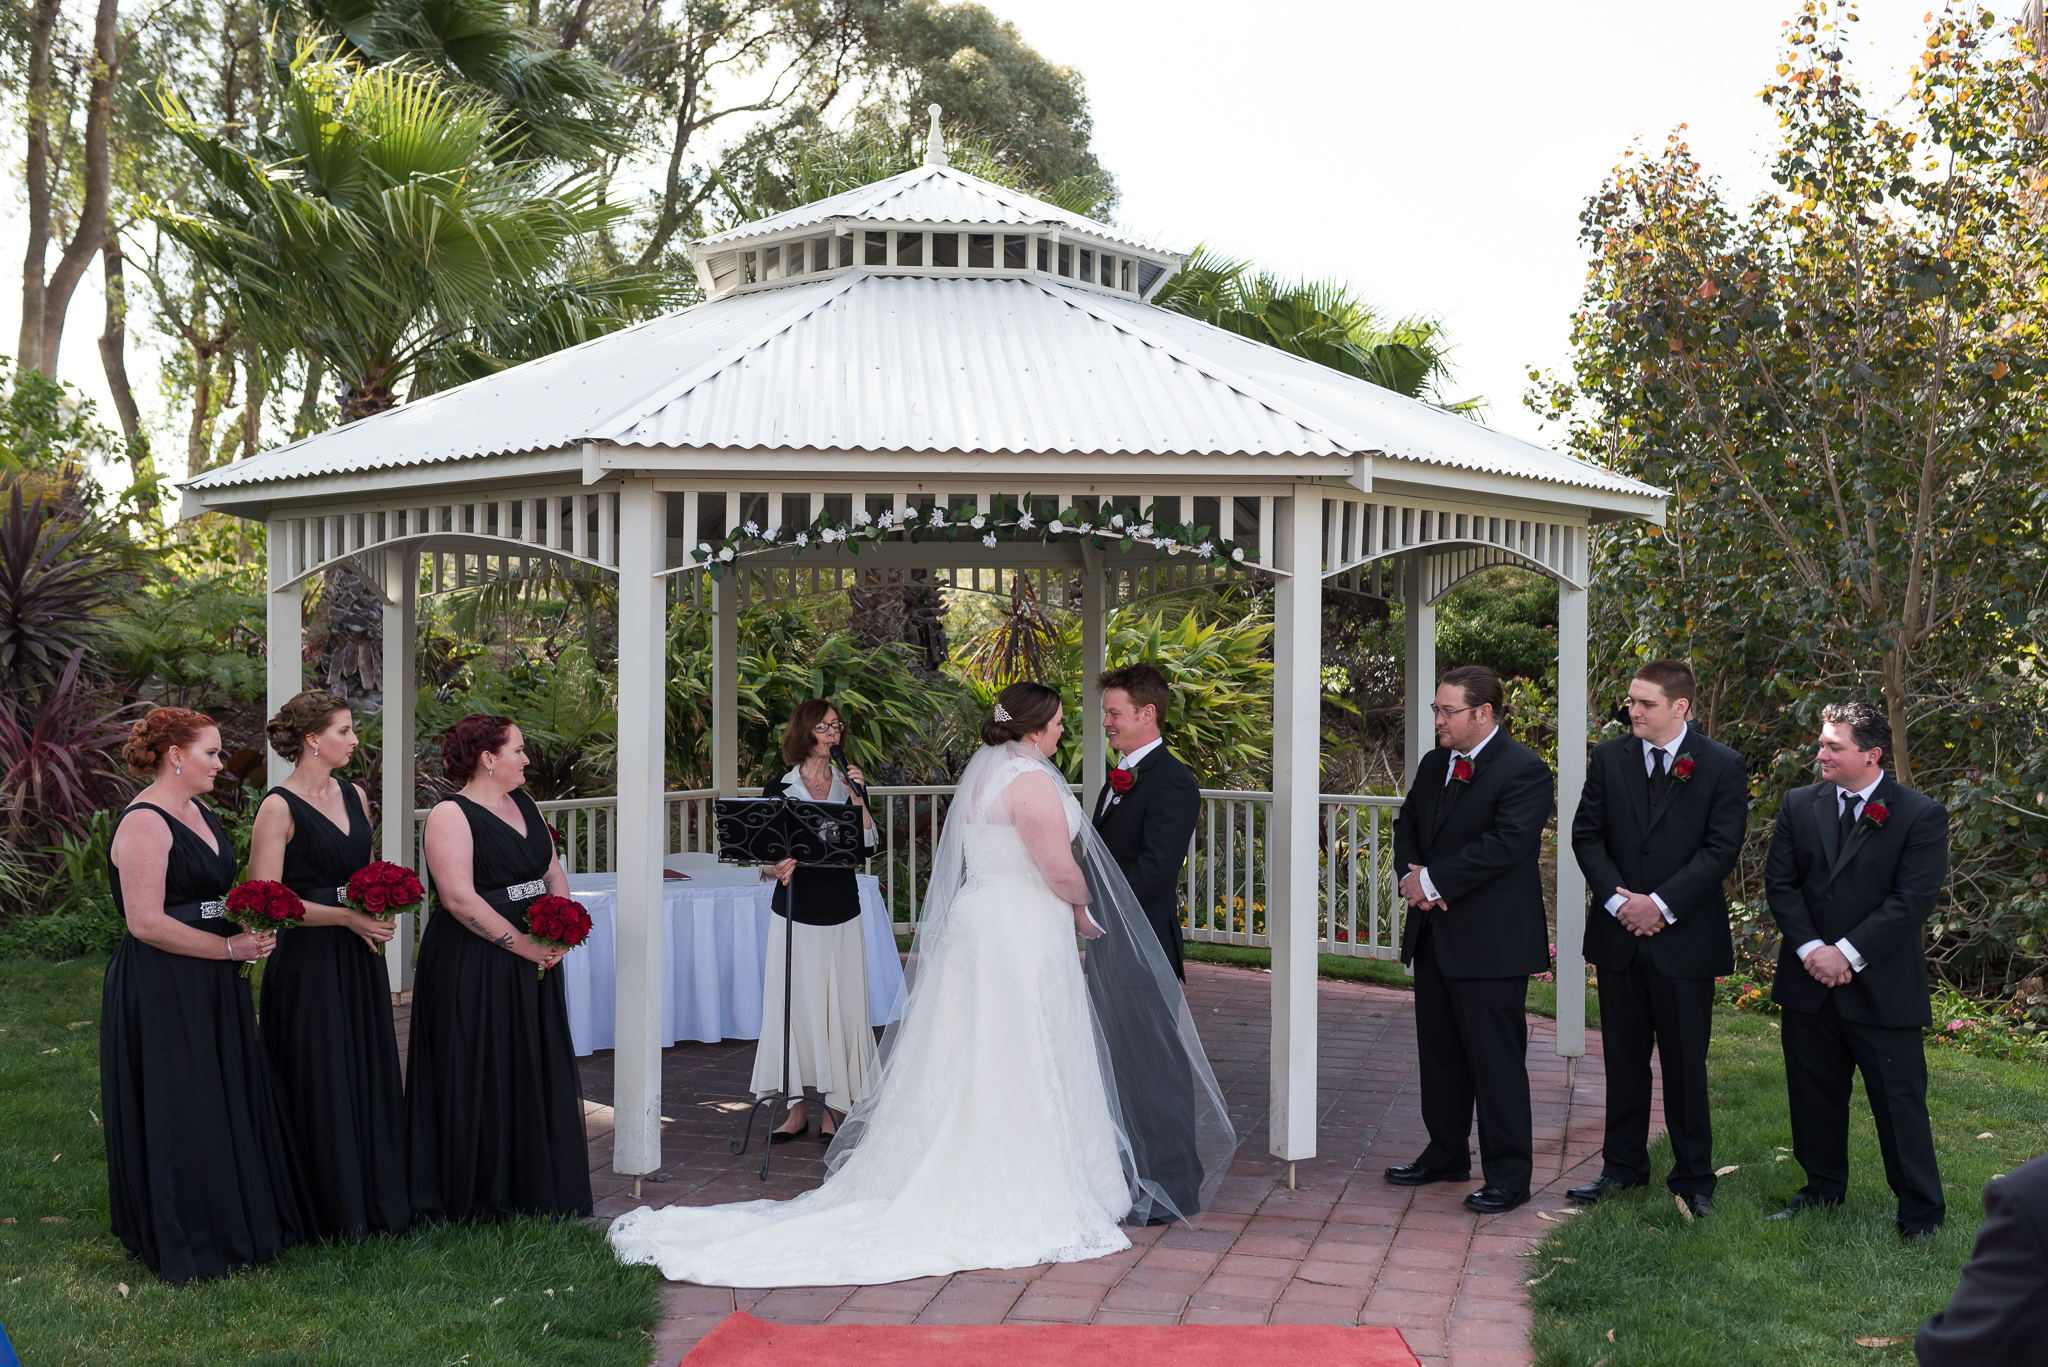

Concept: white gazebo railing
[[411, 785, 1407, 959]]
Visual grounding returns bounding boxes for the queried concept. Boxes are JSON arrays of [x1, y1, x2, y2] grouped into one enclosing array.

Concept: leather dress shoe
[[1681, 1194, 1715, 1219], [1766, 1192, 1842, 1221], [769, 1122, 809, 1145], [1566, 1175, 1646, 1205], [1897, 1222, 1940, 1244], [1383, 1161, 1471, 1187], [1462, 1186, 1530, 1215]]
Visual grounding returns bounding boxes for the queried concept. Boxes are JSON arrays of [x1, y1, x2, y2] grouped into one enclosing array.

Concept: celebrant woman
[[101, 707, 309, 1283], [248, 688, 410, 1239], [408, 715, 591, 1221], [754, 700, 879, 1144]]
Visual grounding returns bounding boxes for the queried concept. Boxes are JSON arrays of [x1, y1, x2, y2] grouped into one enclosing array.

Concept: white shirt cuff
[[1836, 938, 1866, 973], [1418, 868, 1440, 903], [1651, 891, 1674, 924], [1603, 892, 1627, 915], [1795, 939, 1826, 962]]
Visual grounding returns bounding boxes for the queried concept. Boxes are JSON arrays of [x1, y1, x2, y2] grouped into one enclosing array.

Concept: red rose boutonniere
[[1108, 768, 1135, 794], [1860, 801, 1888, 829], [1450, 756, 1475, 784], [1671, 752, 1697, 783]]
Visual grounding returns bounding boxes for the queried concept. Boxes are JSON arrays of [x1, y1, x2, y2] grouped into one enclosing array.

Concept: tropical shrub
[[0, 649, 137, 844], [0, 490, 117, 698]]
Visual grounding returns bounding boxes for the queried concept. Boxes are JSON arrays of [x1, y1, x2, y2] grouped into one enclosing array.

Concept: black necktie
[[1647, 747, 1671, 806], [1838, 792, 1861, 844]]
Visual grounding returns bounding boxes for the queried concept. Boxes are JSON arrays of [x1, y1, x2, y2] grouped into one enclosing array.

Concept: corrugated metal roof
[[184, 271, 1659, 502], [691, 166, 1164, 257]]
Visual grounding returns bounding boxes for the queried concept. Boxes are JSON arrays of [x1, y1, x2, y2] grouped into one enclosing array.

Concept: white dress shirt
[[1416, 726, 1499, 903], [1604, 725, 1690, 925], [1097, 736, 1163, 815], [783, 764, 878, 848], [1795, 773, 1883, 973]]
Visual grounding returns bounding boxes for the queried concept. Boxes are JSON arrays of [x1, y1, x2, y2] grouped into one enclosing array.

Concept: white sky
[[3, 0, 1937, 450]]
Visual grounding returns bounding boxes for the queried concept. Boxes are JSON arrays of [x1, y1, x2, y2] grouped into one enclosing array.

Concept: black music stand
[[715, 795, 866, 1179]]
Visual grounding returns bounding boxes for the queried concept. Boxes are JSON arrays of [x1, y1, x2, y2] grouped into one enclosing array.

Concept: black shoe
[[1384, 1161, 1472, 1187], [1463, 1186, 1531, 1215], [1681, 1194, 1715, 1220], [1766, 1192, 1842, 1221], [1566, 1176, 1646, 1205], [1897, 1221, 1940, 1244], [770, 1123, 808, 1145]]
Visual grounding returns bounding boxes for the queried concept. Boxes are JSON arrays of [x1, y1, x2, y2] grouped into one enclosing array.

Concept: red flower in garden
[[527, 895, 593, 979], [1108, 769, 1135, 794], [1671, 752, 1697, 782], [1450, 757, 1475, 784], [1861, 801, 1888, 829]]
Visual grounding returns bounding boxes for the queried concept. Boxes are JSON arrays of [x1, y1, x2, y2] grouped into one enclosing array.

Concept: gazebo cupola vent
[[688, 105, 1180, 303]]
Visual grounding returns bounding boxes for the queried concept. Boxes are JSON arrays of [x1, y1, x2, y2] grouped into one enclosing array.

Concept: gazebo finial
[[923, 103, 948, 168]]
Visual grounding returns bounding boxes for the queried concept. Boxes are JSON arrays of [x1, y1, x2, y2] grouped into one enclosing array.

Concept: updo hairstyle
[[442, 714, 515, 783], [123, 707, 218, 778], [266, 689, 351, 763], [981, 681, 1063, 747]]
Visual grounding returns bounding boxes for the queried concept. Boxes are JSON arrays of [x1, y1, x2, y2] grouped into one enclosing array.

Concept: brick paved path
[[527, 963, 1655, 1367]]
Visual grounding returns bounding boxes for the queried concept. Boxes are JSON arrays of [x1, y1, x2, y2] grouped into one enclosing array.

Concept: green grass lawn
[[1528, 1006, 2048, 1366], [0, 957, 661, 1366]]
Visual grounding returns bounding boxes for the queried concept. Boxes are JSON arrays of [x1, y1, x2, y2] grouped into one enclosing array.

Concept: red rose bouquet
[[1108, 768, 1135, 794], [222, 881, 305, 974], [526, 894, 592, 979], [345, 861, 427, 954]]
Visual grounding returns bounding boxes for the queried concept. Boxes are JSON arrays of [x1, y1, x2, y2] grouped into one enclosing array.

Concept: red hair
[[123, 707, 217, 778], [442, 714, 515, 783]]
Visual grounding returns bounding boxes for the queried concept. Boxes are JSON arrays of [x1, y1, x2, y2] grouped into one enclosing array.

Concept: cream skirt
[[748, 915, 877, 1114]]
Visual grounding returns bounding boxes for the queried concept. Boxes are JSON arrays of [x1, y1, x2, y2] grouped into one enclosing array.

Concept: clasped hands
[[1397, 869, 1445, 911], [1802, 943, 1854, 988], [1613, 888, 1666, 937]]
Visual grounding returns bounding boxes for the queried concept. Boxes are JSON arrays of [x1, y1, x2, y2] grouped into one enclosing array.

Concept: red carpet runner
[[680, 1311, 1420, 1365]]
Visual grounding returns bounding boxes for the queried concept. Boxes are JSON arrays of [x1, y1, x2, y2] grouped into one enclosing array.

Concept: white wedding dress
[[608, 744, 1202, 1287]]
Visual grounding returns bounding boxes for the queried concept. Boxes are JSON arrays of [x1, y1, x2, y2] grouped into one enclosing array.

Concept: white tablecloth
[[560, 870, 905, 1055]]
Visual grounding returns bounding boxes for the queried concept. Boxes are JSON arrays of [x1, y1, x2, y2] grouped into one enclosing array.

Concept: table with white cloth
[[560, 868, 906, 1055]]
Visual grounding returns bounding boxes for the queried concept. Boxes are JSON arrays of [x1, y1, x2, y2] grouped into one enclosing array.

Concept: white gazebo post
[[1080, 542, 1107, 814], [1403, 548, 1436, 784], [265, 517, 301, 775], [1269, 493, 1322, 1174], [712, 572, 740, 798], [381, 546, 418, 992], [1553, 573, 1591, 1072], [613, 480, 669, 1183]]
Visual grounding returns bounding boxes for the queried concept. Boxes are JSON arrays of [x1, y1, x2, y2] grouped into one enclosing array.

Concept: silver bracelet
[[227, 939, 236, 962]]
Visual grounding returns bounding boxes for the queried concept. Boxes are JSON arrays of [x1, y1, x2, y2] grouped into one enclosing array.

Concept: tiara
[[993, 702, 1013, 723]]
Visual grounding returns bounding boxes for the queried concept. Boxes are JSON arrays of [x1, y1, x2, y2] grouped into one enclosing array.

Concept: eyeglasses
[[812, 721, 845, 734], [1428, 704, 1479, 719]]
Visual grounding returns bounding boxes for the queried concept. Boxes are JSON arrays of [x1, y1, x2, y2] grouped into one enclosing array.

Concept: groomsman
[[1569, 659, 1747, 1216], [1766, 700, 1948, 1239], [1388, 665, 1554, 1215]]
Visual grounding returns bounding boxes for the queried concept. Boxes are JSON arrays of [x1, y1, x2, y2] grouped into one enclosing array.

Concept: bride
[[606, 681, 1235, 1287]]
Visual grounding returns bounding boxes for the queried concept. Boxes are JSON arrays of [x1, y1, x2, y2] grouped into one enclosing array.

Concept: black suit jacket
[[1914, 1155, 2048, 1367], [1574, 724, 1748, 979], [1765, 776, 1948, 1027], [1392, 732, 1554, 979], [1092, 742, 1201, 975]]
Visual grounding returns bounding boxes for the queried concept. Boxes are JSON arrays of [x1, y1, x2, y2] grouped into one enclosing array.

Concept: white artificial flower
[[877, 511, 895, 529], [1197, 541, 1215, 558], [1110, 513, 1125, 529], [697, 541, 711, 553], [982, 532, 998, 548], [1136, 522, 1154, 538], [1231, 546, 1246, 562], [718, 546, 735, 562], [929, 505, 947, 521], [1048, 519, 1066, 534], [1164, 541, 1181, 555], [765, 523, 782, 540], [743, 520, 760, 537], [794, 531, 810, 548], [1018, 511, 1036, 530], [970, 514, 986, 530], [852, 508, 872, 526]]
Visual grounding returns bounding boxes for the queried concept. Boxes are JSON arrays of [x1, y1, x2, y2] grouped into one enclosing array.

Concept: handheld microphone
[[828, 742, 869, 806]]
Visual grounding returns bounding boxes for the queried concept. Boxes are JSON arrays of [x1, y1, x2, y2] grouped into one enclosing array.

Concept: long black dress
[[406, 791, 591, 1221], [100, 801, 309, 1284], [258, 782, 411, 1239]]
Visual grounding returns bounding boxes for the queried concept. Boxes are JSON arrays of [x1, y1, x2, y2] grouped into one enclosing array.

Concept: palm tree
[[1153, 249, 1483, 416]]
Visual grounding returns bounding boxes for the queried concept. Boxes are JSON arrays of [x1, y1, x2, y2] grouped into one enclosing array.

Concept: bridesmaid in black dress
[[100, 707, 310, 1283], [248, 689, 410, 1239], [408, 715, 592, 1221]]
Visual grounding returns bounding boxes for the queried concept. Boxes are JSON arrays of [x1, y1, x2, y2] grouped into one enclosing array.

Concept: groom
[[1087, 663, 1204, 1221]]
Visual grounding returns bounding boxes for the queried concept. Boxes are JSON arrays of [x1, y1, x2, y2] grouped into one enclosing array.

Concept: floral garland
[[688, 495, 1256, 581]]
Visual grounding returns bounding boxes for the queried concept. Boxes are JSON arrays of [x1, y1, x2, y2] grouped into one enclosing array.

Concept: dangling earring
[[173, 759, 182, 776], [312, 743, 320, 757], [485, 761, 494, 777]]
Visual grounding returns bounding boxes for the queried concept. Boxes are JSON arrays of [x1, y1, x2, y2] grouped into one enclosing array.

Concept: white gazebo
[[180, 116, 1665, 1182]]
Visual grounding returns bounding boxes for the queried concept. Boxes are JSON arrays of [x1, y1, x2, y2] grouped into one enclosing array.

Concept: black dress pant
[[1781, 995, 1944, 1231], [1413, 928, 1533, 1194], [1595, 954, 1716, 1197]]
